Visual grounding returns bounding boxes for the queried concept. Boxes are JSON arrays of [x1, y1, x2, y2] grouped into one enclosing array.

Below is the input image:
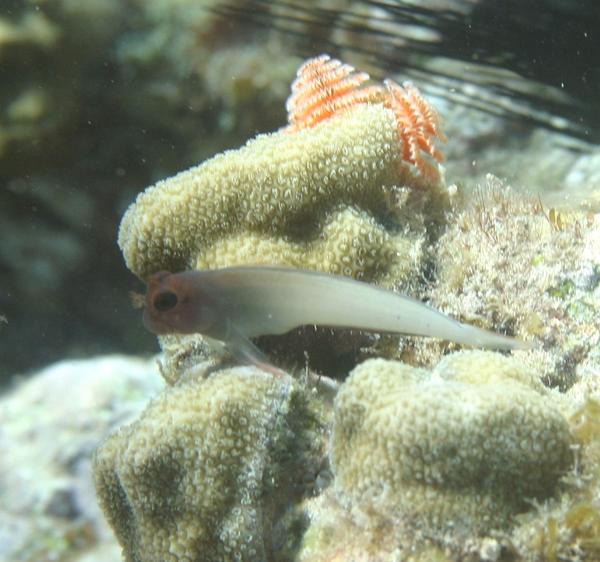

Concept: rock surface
[[0, 355, 163, 562]]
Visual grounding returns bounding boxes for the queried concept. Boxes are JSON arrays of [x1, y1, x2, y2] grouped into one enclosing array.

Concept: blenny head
[[143, 270, 218, 335]]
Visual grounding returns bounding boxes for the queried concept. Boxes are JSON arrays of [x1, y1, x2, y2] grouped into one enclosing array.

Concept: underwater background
[[1, 1, 599, 561]]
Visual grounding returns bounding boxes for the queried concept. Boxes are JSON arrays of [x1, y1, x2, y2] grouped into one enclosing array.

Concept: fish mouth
[[142, 306, 173, 335]]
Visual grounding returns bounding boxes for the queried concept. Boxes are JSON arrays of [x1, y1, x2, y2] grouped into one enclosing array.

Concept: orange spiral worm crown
[[284, 54, 446, 183]]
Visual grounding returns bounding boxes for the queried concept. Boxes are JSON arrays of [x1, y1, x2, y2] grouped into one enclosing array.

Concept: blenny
[[143, 266, 531, 370]]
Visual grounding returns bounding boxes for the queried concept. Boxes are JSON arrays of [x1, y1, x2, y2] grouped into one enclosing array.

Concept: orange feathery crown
[[284, 54, 446, 183]]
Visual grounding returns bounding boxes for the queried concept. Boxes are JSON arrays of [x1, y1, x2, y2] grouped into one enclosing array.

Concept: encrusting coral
[[330, 351, 573, 535], [118, 54, 447, 286], [510, 390, 600, 561], [93, 364, 328, 562]]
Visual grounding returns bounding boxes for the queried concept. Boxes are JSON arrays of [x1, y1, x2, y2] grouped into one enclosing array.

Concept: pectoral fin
[[226, 325, 285, 377]]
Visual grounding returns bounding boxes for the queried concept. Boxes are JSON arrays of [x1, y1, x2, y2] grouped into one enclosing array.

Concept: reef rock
[[0, 355, 162, 562], [424, 175, 600, 388]]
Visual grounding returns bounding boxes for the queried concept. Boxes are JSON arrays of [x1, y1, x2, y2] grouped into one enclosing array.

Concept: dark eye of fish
[[153, 291, 178, 312]]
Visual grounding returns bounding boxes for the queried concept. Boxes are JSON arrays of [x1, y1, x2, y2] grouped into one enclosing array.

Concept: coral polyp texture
[[118, 54, 447, 283], [93, 365, 327, 562], [330, 351, 573, 534], [92, 351, 599, 561]]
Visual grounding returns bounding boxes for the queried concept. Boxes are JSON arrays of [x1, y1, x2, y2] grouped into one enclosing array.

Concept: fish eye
[[153, 290, 178, 312]]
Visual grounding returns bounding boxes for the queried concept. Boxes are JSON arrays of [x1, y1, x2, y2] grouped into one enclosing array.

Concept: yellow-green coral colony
[[93, 367, 326, 562], [331, 352, 574, 532], [118, 53, 448, 287], [118, 102, 441, 281], [119, 55, 534, 357], [93, 351, 579, 561]]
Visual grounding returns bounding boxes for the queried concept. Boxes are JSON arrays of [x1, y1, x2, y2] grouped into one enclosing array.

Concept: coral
[[118, 55, 448, 284], [330, 351, 573, 535], [511, 393, 600, 561], [114, 54, 450, 375], [93, 364, 328, 562], [295, 493, 461, 562], [119, 103, 446, 285]]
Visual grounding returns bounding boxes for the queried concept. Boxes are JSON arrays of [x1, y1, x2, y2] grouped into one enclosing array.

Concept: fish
[[143, 266, 532, 370]]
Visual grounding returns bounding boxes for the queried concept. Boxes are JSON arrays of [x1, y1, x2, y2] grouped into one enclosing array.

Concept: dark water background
[[1, 0, 598, 384]]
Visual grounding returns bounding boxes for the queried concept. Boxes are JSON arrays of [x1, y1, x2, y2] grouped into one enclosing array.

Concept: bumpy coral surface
[[118, 56, 447, 286], [330, 351, 574, 534], [119, 104, 419, 282], [93, 365, 327, 562]]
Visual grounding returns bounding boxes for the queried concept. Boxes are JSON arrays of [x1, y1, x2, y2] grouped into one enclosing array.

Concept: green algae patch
[[547, 279, 575, 299]]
